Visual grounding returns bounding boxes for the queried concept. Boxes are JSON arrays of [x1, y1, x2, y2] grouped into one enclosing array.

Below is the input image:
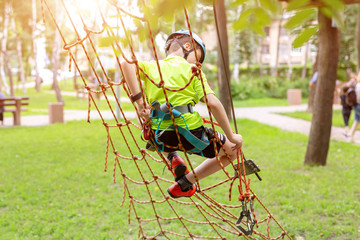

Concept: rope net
[[42, 0, 292, 239]]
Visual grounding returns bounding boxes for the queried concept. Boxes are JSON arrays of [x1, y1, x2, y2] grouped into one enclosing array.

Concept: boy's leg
[[184, 139, 237, 184], [167, 139, 236, 198], [165, 151, 197, 198], [163, 151, 190, 181]]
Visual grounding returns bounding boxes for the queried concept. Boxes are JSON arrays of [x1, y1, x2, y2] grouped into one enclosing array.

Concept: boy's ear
[[183, 42, 192, 51]]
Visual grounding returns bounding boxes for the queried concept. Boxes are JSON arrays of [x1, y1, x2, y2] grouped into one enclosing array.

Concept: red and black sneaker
[[170, 155, 190, 182], [167, 182, 196, 198]]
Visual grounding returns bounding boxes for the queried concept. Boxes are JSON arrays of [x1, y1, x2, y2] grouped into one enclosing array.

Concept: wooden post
[[14, 98, 21, 126], [49, 103, 64, 124], [287, 89, 302, 105]]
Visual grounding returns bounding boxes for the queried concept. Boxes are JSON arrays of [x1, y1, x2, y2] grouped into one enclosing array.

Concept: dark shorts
[[153, 126, 226, 158]]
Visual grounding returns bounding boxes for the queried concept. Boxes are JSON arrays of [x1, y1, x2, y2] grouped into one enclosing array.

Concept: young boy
[[121, 30, 243, 198]]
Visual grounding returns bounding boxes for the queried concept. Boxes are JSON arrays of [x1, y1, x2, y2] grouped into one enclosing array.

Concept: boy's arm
[[120, 61, 150, 120], [204, 94, 243, 149]]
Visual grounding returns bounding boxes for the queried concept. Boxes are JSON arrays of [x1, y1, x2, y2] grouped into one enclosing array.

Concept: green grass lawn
[[5, 86, 135, 118], [280, 109, 354, 128], [232, 97, 308, 108], [1, 119, 359, 239]]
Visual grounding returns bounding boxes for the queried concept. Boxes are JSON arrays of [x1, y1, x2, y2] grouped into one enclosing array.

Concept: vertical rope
[[213, 2, 238, 134]]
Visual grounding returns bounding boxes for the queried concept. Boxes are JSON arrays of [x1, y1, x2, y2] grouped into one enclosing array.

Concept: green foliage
[[292, 26, 318, 48], [230, 0, 248, 7], [258, 0, 278, 13], [233, 8, 253, 31], [339, 5, 359, 69], [286, 0, 311, 11], [142, 0, 194, 28], [233, 29, 259, 65], [283, 0, 345, 49], [95, 68, 117, 82], [283, 9, 317, 30], [231, 75, 310, 100], [98, 35, 121, 48], [237, 65, 312, 79], [232, 0, 281, 36]]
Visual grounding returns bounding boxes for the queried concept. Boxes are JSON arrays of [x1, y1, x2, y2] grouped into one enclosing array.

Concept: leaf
[[286, 0, 311, 11], [322, 0, 344, 10], [154, 0, 189, 17], [251, 23, 266, 36], [259, 0, 279, 14], [284, 8, 317, 30], [319, 6, 333, 18], [230, 0, 249, 8], [135, 24, 148, 43], [233, 8, 253, 31], [292, 26, 318, 48], [109, 14, 121, 19], [113, 49, 122, 57], [98, 36, 118, 48], [254, 7, 271, 25]]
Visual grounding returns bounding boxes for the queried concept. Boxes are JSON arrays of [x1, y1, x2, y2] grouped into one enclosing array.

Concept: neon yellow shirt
[[138, 56, 214, 130]]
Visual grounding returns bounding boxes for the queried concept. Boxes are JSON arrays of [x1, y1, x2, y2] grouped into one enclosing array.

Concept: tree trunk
[[2, 51, 14, 96], [32, 0, 41, 92], [307, 50, 319, 113], [232, 62, 239, 84], [0, 2, 11, 95], [304, 10, 341, 166], [214, 0, 232, 120], [258, 47, 264, 77], [357, 4, 360, 72], [51, 1, 63, 103], [273, 14, 283, 77], [287, 40, 292, 80], [302, 43, 310, 79], [232, 7, 242, 84], [11, 17, 27, 94]]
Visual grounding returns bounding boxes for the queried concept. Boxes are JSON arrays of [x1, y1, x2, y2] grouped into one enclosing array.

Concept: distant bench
[[0, 97, 29, 126]]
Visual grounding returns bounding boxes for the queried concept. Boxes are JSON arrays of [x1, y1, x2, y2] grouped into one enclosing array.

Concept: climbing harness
[[150, 100, 210, 154]]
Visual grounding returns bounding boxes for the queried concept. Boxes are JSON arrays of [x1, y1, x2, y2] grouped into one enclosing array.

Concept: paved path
[[2, 103, 360, 145]]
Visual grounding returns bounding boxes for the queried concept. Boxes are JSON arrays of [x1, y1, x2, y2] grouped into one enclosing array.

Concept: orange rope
[[42, 0, 292, 239]]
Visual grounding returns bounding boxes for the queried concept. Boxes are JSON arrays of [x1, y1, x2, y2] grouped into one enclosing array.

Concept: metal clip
[[234, 157, 262, 181], [236, 200, 255, 236]]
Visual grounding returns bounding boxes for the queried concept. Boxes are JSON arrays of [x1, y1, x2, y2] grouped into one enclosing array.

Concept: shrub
[[231, 76, 310, 100]]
